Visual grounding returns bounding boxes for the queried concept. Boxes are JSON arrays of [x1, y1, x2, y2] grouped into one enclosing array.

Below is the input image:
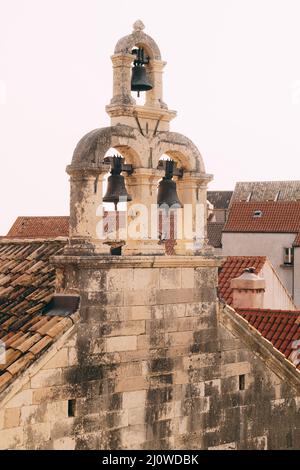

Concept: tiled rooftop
[[223, 202, 300, 243], [207, 191, 233, 209], [0, 239, 79, 394], [207, 222, 224, 248], [238, 308, 300, 366], [232, 181, 300, 203], [218, 256, 266, 305], [6, 217, 70, 239]]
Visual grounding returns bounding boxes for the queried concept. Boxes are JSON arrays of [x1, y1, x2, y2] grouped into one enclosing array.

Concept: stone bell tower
[[53, 22, 222, 450], [66, 19, 213, 256]]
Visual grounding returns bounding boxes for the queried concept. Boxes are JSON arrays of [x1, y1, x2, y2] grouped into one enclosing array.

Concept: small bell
[[103, 156, 132, 210], [157, 160, 183, 209], [131, 48, 153, 97]]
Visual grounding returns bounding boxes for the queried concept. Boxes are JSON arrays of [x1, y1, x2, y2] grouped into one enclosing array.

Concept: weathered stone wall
[[0, 257, 299, 450]]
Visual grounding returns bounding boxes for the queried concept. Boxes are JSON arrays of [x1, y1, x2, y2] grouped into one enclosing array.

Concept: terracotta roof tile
[[218, 256, 266, 305], [6, 217, 69, 239], [224, 202, 300, 245], [237, 308, 300, 365], [0, 239, 79, 394]]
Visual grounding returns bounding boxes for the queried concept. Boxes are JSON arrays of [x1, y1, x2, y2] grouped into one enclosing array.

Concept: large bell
[[103, 157, 132, 210], [131, 64, 153, 96], [157, 178, 182, 208]]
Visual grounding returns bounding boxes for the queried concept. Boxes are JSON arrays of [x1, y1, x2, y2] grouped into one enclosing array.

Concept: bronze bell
[[103, 157, 132, 210], [131, 65, 153, 96], [131, 47, 153, 97], [157, 160, 183, 209]]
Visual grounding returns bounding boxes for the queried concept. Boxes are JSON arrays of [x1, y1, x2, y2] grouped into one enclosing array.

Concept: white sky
[[1, 0, 300, 234]]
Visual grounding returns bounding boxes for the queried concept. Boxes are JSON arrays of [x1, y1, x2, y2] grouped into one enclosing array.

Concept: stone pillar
[[110, 54, 135, 106], [145, 60, 168, 109], [67, 165, 111, 254], [230, 268, 266, 309], [123, 168, 164, 255], [175, 173, 208, 255]]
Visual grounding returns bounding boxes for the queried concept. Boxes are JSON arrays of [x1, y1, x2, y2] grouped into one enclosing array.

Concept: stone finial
[[133, 20, 145, 32]]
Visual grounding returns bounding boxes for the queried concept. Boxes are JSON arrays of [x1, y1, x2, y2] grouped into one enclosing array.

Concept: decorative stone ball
[[133, 20, 145, 32]]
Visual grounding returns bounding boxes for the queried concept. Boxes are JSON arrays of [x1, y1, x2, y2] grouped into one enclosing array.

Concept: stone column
[[145, 60, 168, 109], [175, 172, 208, 255], [123, 168, 165, 255], [67, 165, 111, 254], [110, 53, 135, 106]]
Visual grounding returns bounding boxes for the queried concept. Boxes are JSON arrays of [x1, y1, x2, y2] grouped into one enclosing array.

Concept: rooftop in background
[[6, 217, 69, 239], [207, 222, 224, 248], [232, 181, 300, 203], [223, 201, 300, 243], [207, 191, 233, 209], [238, 308, 300, 367]]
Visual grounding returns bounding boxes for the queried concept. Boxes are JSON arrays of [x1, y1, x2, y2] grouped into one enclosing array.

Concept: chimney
[[230, 267, 265, 309]]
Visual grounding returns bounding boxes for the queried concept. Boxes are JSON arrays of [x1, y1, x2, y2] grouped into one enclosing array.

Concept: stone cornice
[[220, 303, 300, 391], [52, 253, 223, 269]]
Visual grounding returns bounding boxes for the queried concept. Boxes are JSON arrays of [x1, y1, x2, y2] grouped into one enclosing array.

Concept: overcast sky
[[1, 0, 300, 234]]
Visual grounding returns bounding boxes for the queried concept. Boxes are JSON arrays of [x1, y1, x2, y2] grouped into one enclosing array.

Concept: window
[[239, 374, 245, 390], [68, 399, 76, 417], [253, 210, 263, 218], [283, 247, 294, 265]]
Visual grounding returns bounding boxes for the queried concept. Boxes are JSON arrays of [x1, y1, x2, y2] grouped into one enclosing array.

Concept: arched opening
[[100, 147, 132, 254], [130, 46, 152, 106], [157, 154, 183, 255]]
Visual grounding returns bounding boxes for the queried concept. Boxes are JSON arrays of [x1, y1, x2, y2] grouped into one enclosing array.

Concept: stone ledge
[[51, 254, 223, 269]]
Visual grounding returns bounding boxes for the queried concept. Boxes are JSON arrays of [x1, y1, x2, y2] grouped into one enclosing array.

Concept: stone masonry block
[[0, 427, 23, 449], [123, 306, 152, 320], [122, 390, 147, 409], [106, 335, 137, 352], [221, 362, 251, 378], [4, 408, 20, 428], [31, 368, 63, 389], [107, 268, 134, 291], [124, 290, 156, 306], [53, 437, 76, 450], [115, 376, 148, 393], [181, 268, 195, 289], [5, 390, 33, 409], [133, 268, 159, 290], [105, 320, 145, 337], [43, 348, 69, 370], [160, 268, 181, 289]]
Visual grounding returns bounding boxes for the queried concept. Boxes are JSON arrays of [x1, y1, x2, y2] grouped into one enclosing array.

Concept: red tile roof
[[223, 201, 300, 237], [6, 217, 69, 239], [218, 256, 266, 305], [238, 308, 300, 366], [0, 239, 80, 394], [293, 232, 300, 247]]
